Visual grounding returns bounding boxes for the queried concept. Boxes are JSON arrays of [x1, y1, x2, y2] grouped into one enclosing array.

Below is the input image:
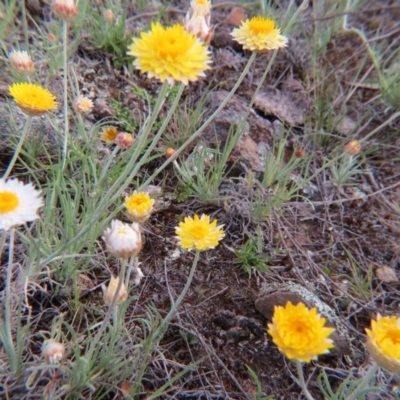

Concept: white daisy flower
[[0, 179, 43, 231]]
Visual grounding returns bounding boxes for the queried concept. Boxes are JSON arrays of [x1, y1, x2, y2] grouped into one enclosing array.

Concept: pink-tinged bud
[[103, 9, 114, 23], [103, 220, 143, 259], [42, 339, 65, 364], [47, 33, 57, 43], [115, 132, 134, 149], [165, 147, 177, 159], [9, 50, 35, 74], [344, 140, 361, 156], [184, 0, 214, 44], [102, 276, 128, 307], [295, 148, 305, 158], [75, 95, 93, 114], [52, 0, 78, 21]]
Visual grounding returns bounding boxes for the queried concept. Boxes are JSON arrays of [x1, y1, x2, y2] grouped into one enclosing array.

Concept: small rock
[[254, 79, 311, 126]]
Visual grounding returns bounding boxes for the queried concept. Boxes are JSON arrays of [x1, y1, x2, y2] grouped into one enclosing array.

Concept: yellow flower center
[[248, 17, 275, 35], [0, 191, 19, 213], [189, 224, 208, 239], [158, 25, 193, 60], [195, 0, 208, 5], [386, 328, 400, 345], [125, 193, 152, 212]]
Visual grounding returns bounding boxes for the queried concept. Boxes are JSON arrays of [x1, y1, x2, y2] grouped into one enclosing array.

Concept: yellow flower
[[9, 83, 58, 116], [100, 127, 119, 142], [267, 302, 335, 362], [366, 314, 400, 373], [0, 179, 43, 231], [125, 191, 154, 223], [127, 22, 211, 85], [175, 214, 224, 251], [231, 16, 288, 52], [102, 276, 128, 307]]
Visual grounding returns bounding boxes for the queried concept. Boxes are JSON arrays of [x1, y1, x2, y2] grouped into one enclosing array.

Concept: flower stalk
[[3, 116, 32, 180], [153, 251, 200, 341], [86, 258, 127, 360], [295, 360, 315, 400], [61, 20, 70, 171], [0, 229, 17, 373]]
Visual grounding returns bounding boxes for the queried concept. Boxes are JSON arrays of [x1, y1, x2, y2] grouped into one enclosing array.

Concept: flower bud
[[102, 276, 128, 306], [42, 339, 65, 364], [165, 147, 177, 159], [184, 0, 214, 44], [47, 33, 58, 43], [75, 95, 93, 114], [294, 148, 305, 158], [103, 9, 114, 23], [9, 50, 35, 74], [344, 140, 361, 156], [103, 220, 142, 259], [52, 0, 78, 21], [115, 132, 134, 149]]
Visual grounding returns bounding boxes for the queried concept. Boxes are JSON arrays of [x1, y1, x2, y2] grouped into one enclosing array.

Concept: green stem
[[19, 0, 29, 48], [140, 52, 258, 190], [86, 259, 127, 360], [99, 145, 119, 182], [295, 360, 315, 400], [125, 256, 137, 288], [345, 363, 379, 400], [0, 228, 7, 258], [61, 21, 69, 171], [153, 251, 200, 341], [4, 229, 17, 373], [3, 116, 32, 180]]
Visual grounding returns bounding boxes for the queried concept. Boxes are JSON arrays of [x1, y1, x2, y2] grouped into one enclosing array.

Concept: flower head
[[127, 22, 211, 85], [0, 179, 43, 231], [344, 140, 361, 156], [9, 50, 35, 74], [184, 0, 214, 44], [9, 83, 58, 116], [42, 339, 65, 364], [102, 276, 128, 306], [100, 127, 119, 142], [231, 16, 288, 52], [125, 191, 154, 223], [75, 95, 93, 114], [366, 314, 400, 373], [103, 9, 114, 23], [103, 220, 142, 259], [267, 302, 335, 362], [115, 132, 134, 149], [52, 0, 78, 21], [175, 214, 224, 251]]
